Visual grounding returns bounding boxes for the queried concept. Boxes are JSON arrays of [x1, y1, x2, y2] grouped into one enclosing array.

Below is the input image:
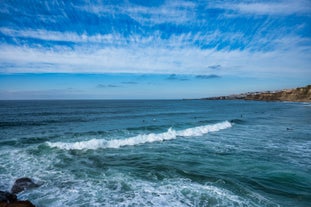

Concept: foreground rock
[[0, 200, 35, 207], [11, 178, 40, 195], [0, 178, 39, 207], [0, 191, 17, 203], [202, 85, 311, 102]]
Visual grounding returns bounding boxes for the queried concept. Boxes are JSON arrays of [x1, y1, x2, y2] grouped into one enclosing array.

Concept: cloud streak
[[229, 0, 311, 16], [80, 0, 197, 26], [0, 27, 120, 44], [0, 41, 310, 78], [125, 1, 196, 25]]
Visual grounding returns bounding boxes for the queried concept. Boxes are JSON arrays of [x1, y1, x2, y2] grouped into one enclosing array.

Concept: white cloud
[[0, 40, 310, 78], [79, 0, 196, 25], [219, 0, 311, 16], [0, 27, 244, 50], [125, 1, 196, 25], [0, 27, 120, 44], [0, 26, 255, 53]]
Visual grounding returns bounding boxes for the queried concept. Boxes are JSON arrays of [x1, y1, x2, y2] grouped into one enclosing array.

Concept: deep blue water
[[0, 100, 310, 207]]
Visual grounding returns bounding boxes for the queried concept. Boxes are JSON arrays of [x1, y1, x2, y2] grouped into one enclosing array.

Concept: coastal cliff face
[[244, 85, 311, 102], [203, 85, 311, 102]]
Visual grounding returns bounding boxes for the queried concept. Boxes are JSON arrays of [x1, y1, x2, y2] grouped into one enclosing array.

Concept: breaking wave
[[46, 121, 232, 150]]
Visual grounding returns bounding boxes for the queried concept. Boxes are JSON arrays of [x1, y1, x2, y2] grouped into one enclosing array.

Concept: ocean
[[0, 100, 310, 207]]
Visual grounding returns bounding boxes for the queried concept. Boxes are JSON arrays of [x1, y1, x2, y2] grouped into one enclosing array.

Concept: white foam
[[177, 121, 232, 137], [23, 173, 275, 207], [46, 121, 232, 150]]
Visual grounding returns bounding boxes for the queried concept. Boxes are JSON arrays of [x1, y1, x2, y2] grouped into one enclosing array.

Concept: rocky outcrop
[[11, 178, 40, 195], [0, 200, 35, 207], [0, 191, 17, 203], [203, 85, 311, 102], [0, 178, 39, 207]]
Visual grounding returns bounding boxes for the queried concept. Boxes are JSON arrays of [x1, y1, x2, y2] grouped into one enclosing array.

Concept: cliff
[[203, 85, 311, 102]]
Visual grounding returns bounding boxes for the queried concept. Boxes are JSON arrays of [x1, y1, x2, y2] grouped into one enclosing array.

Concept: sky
[[0, 0, 310, 99]]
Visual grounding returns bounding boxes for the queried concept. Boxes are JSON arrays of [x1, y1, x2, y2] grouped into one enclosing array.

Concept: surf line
[[46, 121, 232, 150]]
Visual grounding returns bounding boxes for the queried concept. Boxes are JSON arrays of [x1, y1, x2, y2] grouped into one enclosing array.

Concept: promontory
[[202, 85, 311, 102]]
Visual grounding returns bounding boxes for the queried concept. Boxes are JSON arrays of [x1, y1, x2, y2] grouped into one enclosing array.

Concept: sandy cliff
[[244, 85, 311, 102], [203, 85, 311, 102]]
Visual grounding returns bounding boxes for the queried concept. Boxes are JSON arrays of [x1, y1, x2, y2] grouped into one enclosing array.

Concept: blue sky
[[0, 0, 310, 99]]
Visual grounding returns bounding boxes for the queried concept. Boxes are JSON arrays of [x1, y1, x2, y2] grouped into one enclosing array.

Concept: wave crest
[[46, 121, 232, 150]]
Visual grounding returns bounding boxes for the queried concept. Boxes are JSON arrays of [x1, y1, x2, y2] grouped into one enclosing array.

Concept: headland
[[202, 85, 311, 102]]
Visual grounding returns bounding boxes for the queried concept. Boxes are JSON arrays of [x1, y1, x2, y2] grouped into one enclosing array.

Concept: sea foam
[[46, 121, 232, 150]]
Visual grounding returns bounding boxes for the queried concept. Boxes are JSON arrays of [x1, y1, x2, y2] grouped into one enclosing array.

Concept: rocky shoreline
[[202, 85, 311, 102], [0, 178, 39, 207]]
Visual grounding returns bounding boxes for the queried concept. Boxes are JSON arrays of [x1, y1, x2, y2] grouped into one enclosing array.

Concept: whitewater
[[47, 121, 232, 150], [0, 100, 310, 207]]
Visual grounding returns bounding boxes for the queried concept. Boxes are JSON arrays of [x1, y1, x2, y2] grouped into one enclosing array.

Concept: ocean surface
[[0, 100, 310, 207]]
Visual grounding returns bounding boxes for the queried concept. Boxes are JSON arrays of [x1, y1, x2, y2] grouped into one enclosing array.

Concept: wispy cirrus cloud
[[215, 0, 311, 16], [125, 1, 196, 25], [0, 27, 119, 43], [0, 27, 249, 50], [79, 0, 196, 25], [1, 42, 309, 78]]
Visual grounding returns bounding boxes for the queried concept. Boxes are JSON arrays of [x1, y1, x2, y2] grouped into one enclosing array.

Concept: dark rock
[[0, 200, 36, 207], [11, 178, 40, 195], [0, 191, 17, 203], [1, 178, 38, 207]]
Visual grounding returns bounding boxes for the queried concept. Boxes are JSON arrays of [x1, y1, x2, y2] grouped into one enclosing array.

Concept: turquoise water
[[0, 100, 310, 206]]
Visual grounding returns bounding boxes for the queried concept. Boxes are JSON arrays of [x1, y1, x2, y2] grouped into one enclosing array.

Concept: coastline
[[201, 85, 311, 102]]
